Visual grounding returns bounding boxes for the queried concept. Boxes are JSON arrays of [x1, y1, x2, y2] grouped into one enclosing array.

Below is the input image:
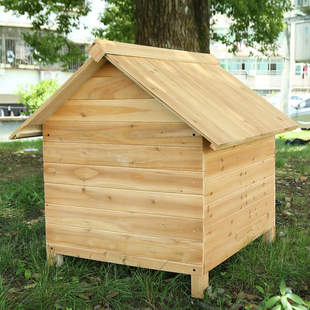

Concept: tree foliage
[[15, 79, 60, 115], [211, 0, 293, 56], [0, 0, 91, 67], [92, 0, 136, 44], [0, 0, 293, 64]]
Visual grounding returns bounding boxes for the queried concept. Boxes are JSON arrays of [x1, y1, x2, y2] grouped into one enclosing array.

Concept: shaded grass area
[[1, 135, 310, 309]]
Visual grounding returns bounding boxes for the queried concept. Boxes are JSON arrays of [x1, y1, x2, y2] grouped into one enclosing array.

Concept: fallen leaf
[[106, 290, 118, 298], [300, 177, 307, 182], [8, 287, 22, 293], [247, 294, 259, 300], [300, 282, 308, 292], [30, 273, 41, 279], [24, 283, 37, 290], [238, 291, 247, 299], [283, 210, 293, 216]]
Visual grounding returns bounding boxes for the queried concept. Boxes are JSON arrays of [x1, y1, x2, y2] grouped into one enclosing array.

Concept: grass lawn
[[0, 132, 310, 310]]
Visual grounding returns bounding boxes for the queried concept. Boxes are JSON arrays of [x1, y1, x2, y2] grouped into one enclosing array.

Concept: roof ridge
[[88, 39, 220, 65]]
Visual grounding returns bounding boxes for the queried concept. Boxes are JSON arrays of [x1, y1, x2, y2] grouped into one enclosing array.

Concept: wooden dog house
[[10, 40, 297, 298]]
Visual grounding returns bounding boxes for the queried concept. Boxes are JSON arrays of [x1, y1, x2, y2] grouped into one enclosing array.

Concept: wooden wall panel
[[204, 194, 274, 249], [204, 211, 275, 272], [46, 243, 202, 275], [46, 223, 202, 265], [204, 139, 274, 179], [46, 204, 203, 241], [45, 184, 203, 219], [204, 176, 274, 227], [204, 158, 274, 203], [70, 77, 153, 100], [44, 163, 203, 195], [48, 99, 183, 123], [43, 142, 203, 171], [203, 138, 275, 273], [43, 121, 202, 147], [93, 61, 125, 77]]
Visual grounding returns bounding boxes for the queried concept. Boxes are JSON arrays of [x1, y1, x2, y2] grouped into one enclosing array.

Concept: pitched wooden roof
[[10, 39, 297, 150]]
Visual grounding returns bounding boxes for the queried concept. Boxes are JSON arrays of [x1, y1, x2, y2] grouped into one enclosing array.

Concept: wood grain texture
[[204, 176, 274, 227], [10, 57, 107, 139], [43, 121, 202, 147], [45, 204, 203, 241], [70, 76, 152, 100], [91, 39, 220, 64], [204, 210, 275, 272], [204, 194, 274, 249], [107, 54, 232, 147], [46, 223, 203, 264], [204, 138, 275, 179], [191, 273, 209, 298], [204, 158, 274, 204], [45, 184, 203, 219], [43, 142, 203, 171], [46, 243, 203, 275], [48, 99, 183, 123], [44, 163, 203, 195], [93, 61, 126, 76], [107, 54, 297, 149]]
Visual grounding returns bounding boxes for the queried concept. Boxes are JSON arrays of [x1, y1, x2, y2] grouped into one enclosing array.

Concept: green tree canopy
[[0, 0, 91, 67], [0, 0, 293, 64], [15, 79, 60, 115]]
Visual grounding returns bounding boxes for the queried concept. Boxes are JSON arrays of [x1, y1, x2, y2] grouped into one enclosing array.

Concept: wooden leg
[[191, 273, 209, 299], [47, 247, 64, 267], [263, 226, 276, 244]]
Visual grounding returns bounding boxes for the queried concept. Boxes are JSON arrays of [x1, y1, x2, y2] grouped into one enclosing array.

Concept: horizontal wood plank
[[43, 142, 203, 171], [204, 158, 274, 203], [204, 211, 275, 272], [70, 76, 152, 100], [44, 163, 203, 195], [204, 194, 274, 249], [46, 223, 203, 264], [45, 184, 203, 219], [43, 121, 202, 147], [204, 176, 274, 226], [204, 139, 275, 179], [48, 99, 183, 123], [46, 243, 202, 275], [45, 204, 203, 241]]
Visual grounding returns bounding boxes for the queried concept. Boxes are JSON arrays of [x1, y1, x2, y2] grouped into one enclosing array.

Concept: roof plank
[[90, 39, 220, 64]]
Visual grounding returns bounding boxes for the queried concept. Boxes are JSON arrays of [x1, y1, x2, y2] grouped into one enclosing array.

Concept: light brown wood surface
[[48, 99, 182, 123], [45, 184, 203, 219], [204, 158, 274, 203], [46, 243, 203, 275], [46, 223, 202, 264], [204, 210, 275, 272], [43, 121, 202, 147], [44, 163, 203, 195], [191, 273, 209, 298], [204, 139, 275, 179], [43, 142, 203, 171], [10, 57, 107, 139], [45, 203, 203, 241], [90, 39, 220, 64], [204, 194, 274, 249], [70, 76, 152, 100], [204, 176, 274, 226]]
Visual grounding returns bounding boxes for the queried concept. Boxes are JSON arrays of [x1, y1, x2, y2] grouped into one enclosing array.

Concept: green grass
[[1, 134, 310, 310]]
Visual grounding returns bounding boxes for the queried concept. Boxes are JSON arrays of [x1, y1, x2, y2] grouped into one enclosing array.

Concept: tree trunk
[[135, 0, 210, 53]]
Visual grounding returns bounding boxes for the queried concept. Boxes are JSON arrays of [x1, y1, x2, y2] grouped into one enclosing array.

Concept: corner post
[[191, 273, 209, 299], [263, 226, 276, 244]]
